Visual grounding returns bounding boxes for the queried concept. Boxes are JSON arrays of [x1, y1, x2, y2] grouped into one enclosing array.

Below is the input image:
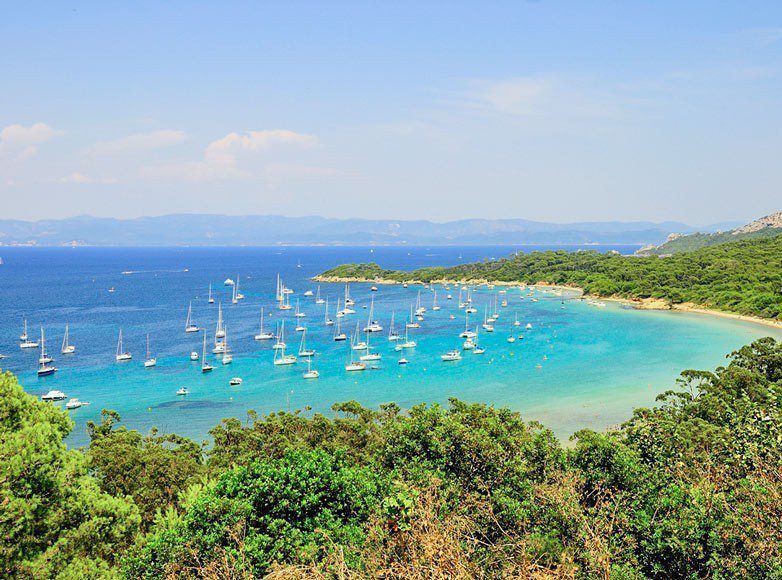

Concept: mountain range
[[636, 211, 782, 255], [0, 214, 742, 247]]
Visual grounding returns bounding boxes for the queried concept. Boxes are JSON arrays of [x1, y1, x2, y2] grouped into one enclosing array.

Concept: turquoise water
[[1, 246, 779, 447]]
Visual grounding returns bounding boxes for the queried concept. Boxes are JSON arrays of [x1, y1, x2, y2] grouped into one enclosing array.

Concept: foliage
[[87, 409, 206, 529], [0, 372, 140, 578], [3, 337, 782, 577], [123, 449, 385, 577], [320, 233, 782, 319], [639, 226, 782, 255]]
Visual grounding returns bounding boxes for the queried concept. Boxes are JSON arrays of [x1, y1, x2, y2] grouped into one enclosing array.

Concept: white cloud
[[144, 129, 318, 181], [60, 172, 119, 184], [0, 122, 63, 160], [89, 129, 187, 156], [478, 77, 555, 116]]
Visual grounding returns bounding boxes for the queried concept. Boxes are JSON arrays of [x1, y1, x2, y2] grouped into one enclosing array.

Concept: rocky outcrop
[[732, 211, 782, 235]]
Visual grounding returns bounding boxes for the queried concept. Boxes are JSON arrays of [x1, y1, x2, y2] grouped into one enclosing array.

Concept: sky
[[1, 1, 781, 225]]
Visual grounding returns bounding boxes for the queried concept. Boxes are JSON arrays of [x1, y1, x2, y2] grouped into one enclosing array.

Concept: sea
[[1, 245, 780, 448]]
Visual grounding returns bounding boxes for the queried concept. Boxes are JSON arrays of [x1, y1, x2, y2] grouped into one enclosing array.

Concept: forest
[[2, 337, 780, 578], [320, 234, 782, 320]]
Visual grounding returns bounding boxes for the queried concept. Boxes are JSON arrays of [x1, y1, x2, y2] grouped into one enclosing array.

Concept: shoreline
[[314, 275, 782, 331]]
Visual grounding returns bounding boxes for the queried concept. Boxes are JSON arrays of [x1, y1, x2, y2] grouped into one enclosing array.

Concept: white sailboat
[[222, 327, 233, 364], [303, 357, 319, 379], [298, 329, 315, 357], [432, 289, 441, 311], [333, 313, 347, 341], [344, 283, 355, 306], [315, 286, 325, 304], [359, 330, 381, 361], [208, 283, 214, 304], [254, 308, 274, 340], [185, 302, 201, 333], [20, 319, 39, 349], [399, 326, 417, 349], [273, 320, 297, 365], [345, 335, 366, 372], [61, 324, 76, 354], [459, 309, 477, 338], [362, 296, 383, 332], [324, 297, 334, 326], [405, 304, 420, 329], [115, 329, 132, 362], [234, 275, 244, 301], [201, 333, 214, 372], [414, 291, 426, 316], [144, 334, 157, 367], [273, 322, 287, 350], [351, 322, 368, 350], [215, 303, 226, 339], [37, 327, 57, 376], [388, 311, 401, 341], [295, 299, 305, 318]]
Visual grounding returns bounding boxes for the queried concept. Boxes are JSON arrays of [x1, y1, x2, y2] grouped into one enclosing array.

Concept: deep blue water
[[1, 244, 778, 447]]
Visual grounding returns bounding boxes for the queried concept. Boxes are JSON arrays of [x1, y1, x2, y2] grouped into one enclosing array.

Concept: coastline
[[314, 275, 782, 331]]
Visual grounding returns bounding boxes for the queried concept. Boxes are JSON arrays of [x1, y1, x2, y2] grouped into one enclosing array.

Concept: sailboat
[[273, 320, 297, 365], [414, 291, 426, 316], [324, 297, 334, 326], [315, 285, 325, 304], [273, 322, 287, 350], [201, 333, 214, 372], [405, 304, 420, 329], [482, 306, 495, 332], [295, 299, 305, 318], [473, 329, 486, 354], [351, 322, 368, 350], [61, 324, 76, 354], [144, 334, 157, 367], [514, 313, 521, 327], [333, 313, 347, 341], [215, 303, 226, 339], [298, 329, 315, 357], [303, 357, 319, 379], [345, 336, 366, 372], [359, 330, 381, 361], [20, 319, 39, 349], [185, 302, 200, 333], [388, 311, 401, 341], [208, 283, 214, 304], [460, 311, 477, 338], [115, 328, 132, 361], [222, 327, 233, 364], [254, 308, 274, 340], [231, 279, 238, 304], [399, 326, 417, 349], [344, 283, 355, 306], [432, 289, 441, 311], [234, 275, 244, 301], [37, 327, 57, 376], [362, 296, 383, 332]]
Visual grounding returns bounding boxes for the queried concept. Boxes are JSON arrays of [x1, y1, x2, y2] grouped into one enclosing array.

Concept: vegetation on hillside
[[319, 234, 782, 319], [637, 227, 782, 255], [2, 337, 781, 577]]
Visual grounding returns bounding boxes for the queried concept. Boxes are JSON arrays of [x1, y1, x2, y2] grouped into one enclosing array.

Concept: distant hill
[[0, 214, 709, 247], [637, 211, 782, 255]]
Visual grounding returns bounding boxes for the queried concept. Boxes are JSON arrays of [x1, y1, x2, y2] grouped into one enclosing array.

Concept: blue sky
[[1, 1, 781, 224]]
